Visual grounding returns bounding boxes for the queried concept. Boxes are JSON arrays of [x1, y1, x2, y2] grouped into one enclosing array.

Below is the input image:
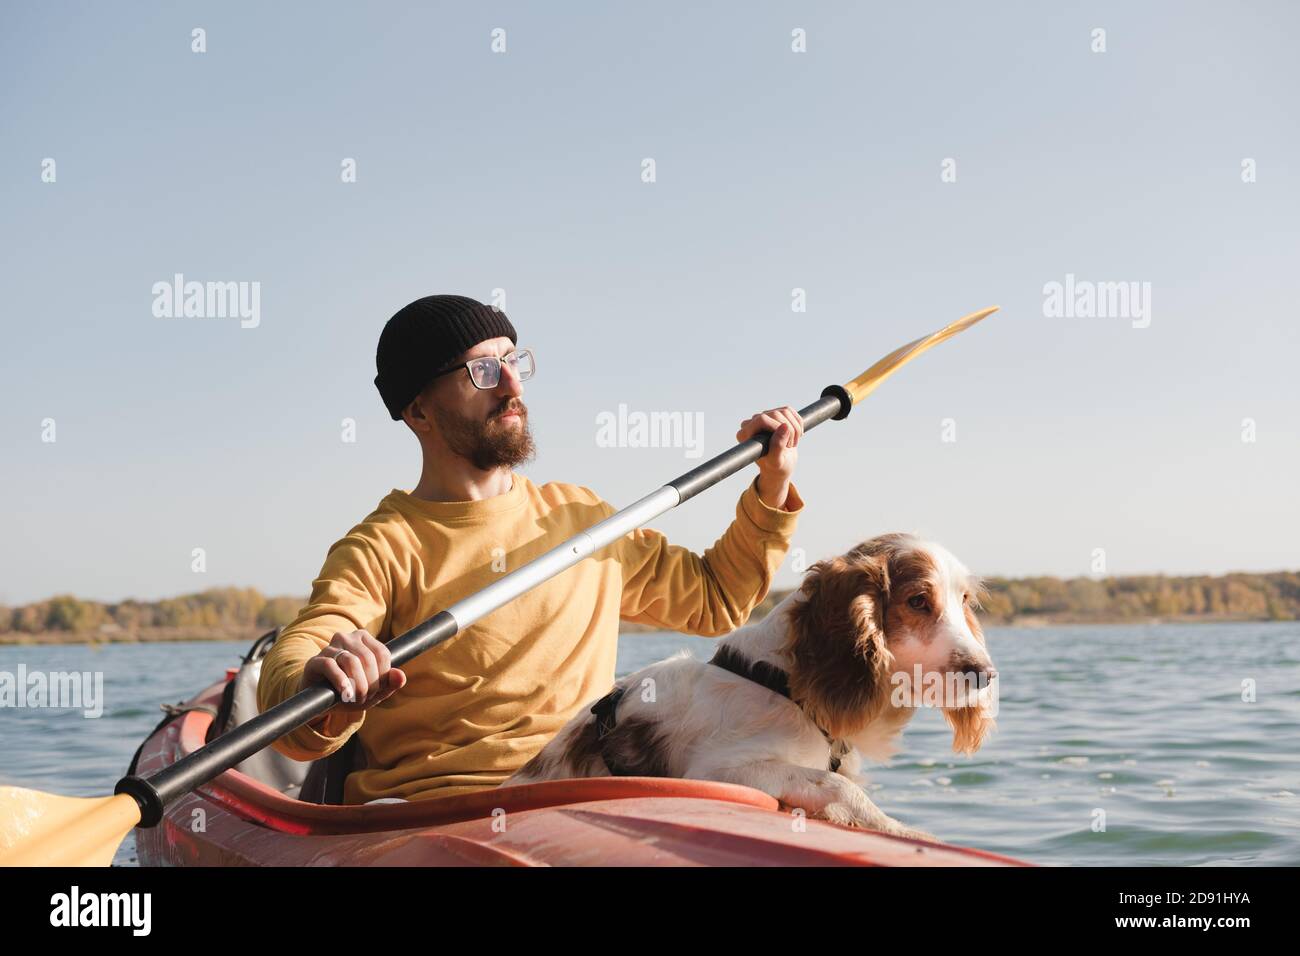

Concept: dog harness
[[589, 646, 851, 775]]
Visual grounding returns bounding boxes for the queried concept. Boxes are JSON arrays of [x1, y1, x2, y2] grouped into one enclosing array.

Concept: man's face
[[415, 336, 536, 471]]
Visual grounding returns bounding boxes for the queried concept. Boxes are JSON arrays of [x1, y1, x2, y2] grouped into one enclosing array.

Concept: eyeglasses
[[427, 347, 535, 390]]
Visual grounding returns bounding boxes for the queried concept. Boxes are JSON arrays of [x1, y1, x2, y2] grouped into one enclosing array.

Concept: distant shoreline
[[0, 625, 259, 647], [4, 571, 1296, 646]]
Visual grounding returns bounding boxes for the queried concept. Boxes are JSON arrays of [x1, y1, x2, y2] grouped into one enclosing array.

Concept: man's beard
[[432, 398, 536, 472]]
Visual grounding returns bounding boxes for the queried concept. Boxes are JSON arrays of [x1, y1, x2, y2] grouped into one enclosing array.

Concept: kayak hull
[[133, 677, 1028, 867]]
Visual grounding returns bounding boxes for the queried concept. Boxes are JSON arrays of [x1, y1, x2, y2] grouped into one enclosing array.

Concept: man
[[257, 294, 805, 804]]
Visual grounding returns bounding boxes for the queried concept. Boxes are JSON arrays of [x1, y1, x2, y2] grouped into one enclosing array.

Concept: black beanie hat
[[374, 295, 518, 420]]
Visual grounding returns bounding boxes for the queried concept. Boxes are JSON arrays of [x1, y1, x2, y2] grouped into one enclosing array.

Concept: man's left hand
[[736, 406, 802, 510]]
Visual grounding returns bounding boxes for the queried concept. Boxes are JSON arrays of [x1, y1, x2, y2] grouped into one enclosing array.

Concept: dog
[[502, 533, 998, 841]]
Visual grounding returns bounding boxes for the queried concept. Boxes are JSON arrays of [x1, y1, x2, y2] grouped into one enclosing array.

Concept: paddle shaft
[[114, 384, 854, 826]]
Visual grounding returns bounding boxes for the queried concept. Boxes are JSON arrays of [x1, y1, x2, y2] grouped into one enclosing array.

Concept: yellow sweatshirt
[[256, 471, 803, 804]]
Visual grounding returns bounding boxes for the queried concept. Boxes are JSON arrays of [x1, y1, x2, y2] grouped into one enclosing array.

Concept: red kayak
[[132, 668, 1028, 867]]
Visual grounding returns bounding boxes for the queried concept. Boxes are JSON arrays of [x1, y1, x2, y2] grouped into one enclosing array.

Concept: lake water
[[2, 622, 1297, 866]]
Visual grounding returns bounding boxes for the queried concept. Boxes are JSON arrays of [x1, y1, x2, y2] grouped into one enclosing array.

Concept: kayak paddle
[[0, 304, 998, 866]]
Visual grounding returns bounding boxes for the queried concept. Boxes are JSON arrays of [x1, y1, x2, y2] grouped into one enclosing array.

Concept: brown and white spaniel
[[503, 533, 999, 841]]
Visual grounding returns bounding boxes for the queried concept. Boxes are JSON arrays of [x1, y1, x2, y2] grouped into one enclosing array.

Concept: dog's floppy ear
[[785, 552, 893, 739]]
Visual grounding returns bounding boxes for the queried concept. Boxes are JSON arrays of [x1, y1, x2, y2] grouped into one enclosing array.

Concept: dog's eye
[[907, 594, 930, 612]]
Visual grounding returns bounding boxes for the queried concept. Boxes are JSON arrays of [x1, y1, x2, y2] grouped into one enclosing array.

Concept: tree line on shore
[[756, 570, 1300, 625], [3, 570, 1298, 638], [0, 588, 304, 635]]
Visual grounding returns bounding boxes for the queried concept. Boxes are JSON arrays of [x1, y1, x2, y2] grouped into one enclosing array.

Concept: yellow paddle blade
[[841, 305, 999, 406], [0, 786, 141, 867]]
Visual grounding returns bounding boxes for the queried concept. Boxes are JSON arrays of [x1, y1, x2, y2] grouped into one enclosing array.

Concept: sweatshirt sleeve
[[613, 476, 804, 637], [255, 532, 392, 761]]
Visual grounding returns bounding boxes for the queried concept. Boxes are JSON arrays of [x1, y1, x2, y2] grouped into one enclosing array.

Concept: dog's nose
[[959, 664, 996, 685]]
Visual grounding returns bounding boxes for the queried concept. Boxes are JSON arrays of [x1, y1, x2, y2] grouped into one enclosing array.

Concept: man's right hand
[[299, 629, 407, 716]]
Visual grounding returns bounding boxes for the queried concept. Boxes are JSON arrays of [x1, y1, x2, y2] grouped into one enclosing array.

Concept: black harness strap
[[588, 647, 851, 775], [710, 646, 792, 698], [591, 685, 626, 740], [708, 644, 850, 773], [589, 684, 633, 776]]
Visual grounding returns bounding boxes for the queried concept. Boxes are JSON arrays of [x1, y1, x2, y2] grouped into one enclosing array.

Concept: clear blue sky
[[2, 1, 1297, 606]]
